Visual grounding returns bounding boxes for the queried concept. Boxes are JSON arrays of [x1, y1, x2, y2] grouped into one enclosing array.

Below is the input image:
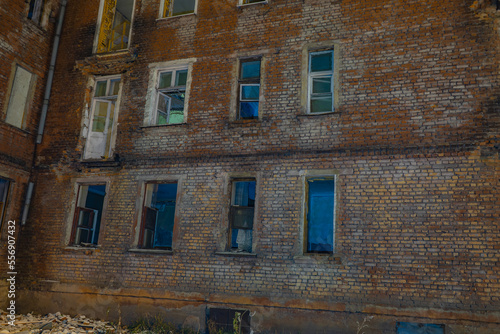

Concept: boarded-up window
[[71, 184, 106, 246], [96, 0, 134, 53], [397, 322, 444, 334], [208, 308, 251, 334], [229, 180, 256, 252], [140, 183, 178, 249], [306, 178, 335, 253], [0, 178, 10, 230], [5, 66, 34, 129]]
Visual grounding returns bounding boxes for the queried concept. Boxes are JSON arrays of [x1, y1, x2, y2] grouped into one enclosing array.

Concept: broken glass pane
[[307, 179, 334, 253], [310, 51, 333, 72], [241, 61, 261, 80], [312, 77, 332, 94], [172, 0, 196, 16]]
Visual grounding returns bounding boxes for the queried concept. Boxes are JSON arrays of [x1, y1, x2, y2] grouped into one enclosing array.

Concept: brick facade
[[1, 0, 499, 333]]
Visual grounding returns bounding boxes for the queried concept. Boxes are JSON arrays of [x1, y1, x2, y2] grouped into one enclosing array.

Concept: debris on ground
[[0, 310, 123, 334]]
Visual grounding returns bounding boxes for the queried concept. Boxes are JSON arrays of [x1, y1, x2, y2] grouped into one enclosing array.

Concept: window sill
[[237, 1, 268, 8], [128, 248, 173, 255], [156, 13, 196, 21], [294, 253, 342, 265], [80, 158, 121, 168], [64, 245, 100, 254], [1, 122, 32, 137], [141, 123, 188, 129], [215, 251, 257, 257], [94, 49, 131, 57]]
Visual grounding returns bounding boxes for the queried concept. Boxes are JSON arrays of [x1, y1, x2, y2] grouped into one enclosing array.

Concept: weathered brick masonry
[[3, 0, 500, 333], [0, 0, 60, 303]]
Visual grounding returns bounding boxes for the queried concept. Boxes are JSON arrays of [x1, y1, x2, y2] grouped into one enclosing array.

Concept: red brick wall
[[14, 0, 500, 332]]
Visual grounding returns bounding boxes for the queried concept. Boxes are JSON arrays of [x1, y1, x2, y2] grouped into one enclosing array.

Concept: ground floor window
[[397, 322, 444, 334], [208, 308, 251, 334], [71, 184, 106, 246], [0, 178, 10, 229], [229, 179, 256, 253], [305, 177, 335, 253]]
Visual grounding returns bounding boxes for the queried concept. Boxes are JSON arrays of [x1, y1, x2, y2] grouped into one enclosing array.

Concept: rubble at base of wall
[[0, 310, 123, 334]]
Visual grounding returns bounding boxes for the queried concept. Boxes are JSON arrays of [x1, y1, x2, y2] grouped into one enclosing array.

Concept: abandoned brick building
[[1, 0, 499, 333]]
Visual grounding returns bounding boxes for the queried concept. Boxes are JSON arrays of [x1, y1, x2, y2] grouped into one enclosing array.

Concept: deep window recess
[[96, 0, 134, 53], [139, 183, 178, 249], [306, 178, 335, 253], [5, 65, 34, 129], [238, 59, 261, 119], [84, 77, 121, 160], [0, 178, 10, 230], [28, 0, 45, 24], [396, 322, 445, 334], [71, 185, 106, 246], [240, 0, 267, 5], [308, 50, 334, 113], [208, 308, 251, 334], [154, 68, 187, 125], [162, 0, 196, 17], [229, 180, 256, 252]]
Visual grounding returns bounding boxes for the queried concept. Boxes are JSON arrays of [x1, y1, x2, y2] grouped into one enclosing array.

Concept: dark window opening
[[397, 322, 445, 334], [28, 0, 45, 24], [238, 59, 261, 119], [140, 183, 178, 249], [229, 180, 256, 252], [71, 184, 106, 246], [306, 178, 335, 253], [0, 178, 11, 230], [208, 308, 251, 334]]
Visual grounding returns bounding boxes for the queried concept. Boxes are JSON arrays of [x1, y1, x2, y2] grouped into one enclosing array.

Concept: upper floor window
[[84, 76, 121, 160], [308, 50, 334, 113], [28, 0, 45, 24], [239, 0, 267, 5], [139, 182, 178, 249], [229, 179, 256, 253], [5, 65, 34, 129], [154, 67, 188, 125], [238, 59, 261, 119], [161, 0, 196, 18], [96, 0, 134, 53], [305, 177, 335, 253], [71, 184, 106, 246]]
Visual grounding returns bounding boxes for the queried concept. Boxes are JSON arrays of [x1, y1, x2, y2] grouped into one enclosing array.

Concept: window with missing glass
[[238, 59, 261, 119], [154, 68, 188, 125], [139, 182, 178, 249], [229, 179, 256, 252], [71, 184, 106, 246], [28, 0, 45, 24], [305, 177, 335, 253], [0, 178, 11, 230], [161, 0, 196, 17], [308, 50, 334, 113]]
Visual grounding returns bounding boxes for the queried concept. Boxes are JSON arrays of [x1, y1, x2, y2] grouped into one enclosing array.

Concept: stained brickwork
[[7, 0, 500, 333]]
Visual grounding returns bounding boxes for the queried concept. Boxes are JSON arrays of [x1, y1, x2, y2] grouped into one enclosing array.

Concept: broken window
[[139, 182, 178, 249], [229, 179, 256, 253], [308, 50, 334, 113], [238, 59, 261, 119], [208, 308, 251, 334], [397, 322, 444, 334], [5, 65, 34, 129], [28, 0, 45, 24], [0, 178, 10, 230], [96, 0, 134, 53], [71, 184, 106, 246], [239, 0, 267, 5], [154, 68, 187, 125], [161, 0, 196, 17], [305, 178, 335, 253], [84, 76, 120, 160]]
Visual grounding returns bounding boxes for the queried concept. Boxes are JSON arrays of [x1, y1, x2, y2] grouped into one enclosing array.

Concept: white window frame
[[144, 59, 195, 127], [27, 0, 45, 24], [83, 75, 122, 160], [93, 0, 136, 54], [159, 0, 198, 18], [153, 67, 188, 125], [308, 50, 334, 114], [4, 65, 35, 129], [238, 0, 268, 7]]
